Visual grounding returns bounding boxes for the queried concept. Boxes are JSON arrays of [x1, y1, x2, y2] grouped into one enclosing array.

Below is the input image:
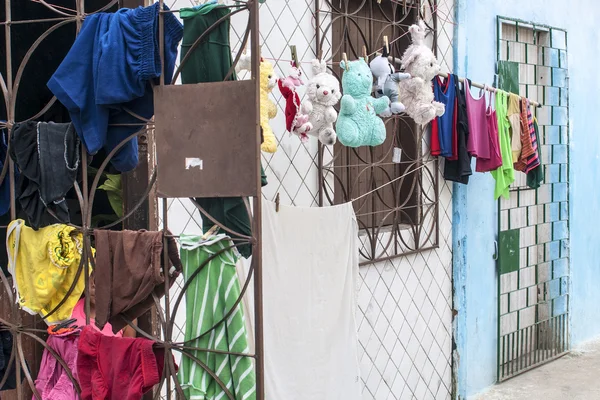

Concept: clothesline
[[437, 72, 541, 108]]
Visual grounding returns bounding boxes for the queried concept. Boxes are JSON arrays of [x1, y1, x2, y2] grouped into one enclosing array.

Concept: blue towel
[[48, 3, 183, 172]]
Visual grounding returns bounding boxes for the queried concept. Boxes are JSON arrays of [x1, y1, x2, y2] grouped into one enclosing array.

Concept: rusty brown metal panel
[[154, 81, 259, 199]]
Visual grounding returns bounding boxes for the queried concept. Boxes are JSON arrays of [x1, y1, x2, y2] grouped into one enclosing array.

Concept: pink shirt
[[476, 91, 503, 172], [71, 299, 123, 337], [465, 80, 491, 159]]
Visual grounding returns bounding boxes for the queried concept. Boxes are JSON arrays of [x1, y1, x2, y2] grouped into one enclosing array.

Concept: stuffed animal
[[336, 58, 390, 147], [369, 48, 411, 117], [236, 52, 279, 153], [398, 20, 445, 125], [299, 59, 342, 146], [278, 62, 312, 143], [301, 59, 342, 145]]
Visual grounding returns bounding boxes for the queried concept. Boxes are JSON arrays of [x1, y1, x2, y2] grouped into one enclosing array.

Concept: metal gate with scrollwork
[[1, 1, 264, 399], [496, 16, 570, 381]]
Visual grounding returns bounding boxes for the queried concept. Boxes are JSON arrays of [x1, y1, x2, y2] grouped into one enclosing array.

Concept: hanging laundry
[[433, 74, 456, 158], [476, 91, 503, 172], [491, 91, 515, 199], [7, 220, 89, 324], [527, 117, 545, 189], [47, 2, 183, 173], [465, 80, 491, 159], [93, 229, 182, 333], [77, 326, 168, 400], [444, 76, 473, 184], [430, 117, 442, 156], [178, 234, 256, 400], [0, 330, 25, 392], [180, 3, 233, 84], [507, 93, 522, 162], [180, 4, 266, 258], [9, 121, 79, 230], [34, 328, 80, 399], [447, 95, 459, 162], [261, 202, 362, 399], [514, 98, 540, 173]]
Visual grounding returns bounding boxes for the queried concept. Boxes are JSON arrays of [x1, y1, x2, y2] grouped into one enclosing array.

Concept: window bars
[[0, 1, 264, 399], [315, 0, 440, 264]]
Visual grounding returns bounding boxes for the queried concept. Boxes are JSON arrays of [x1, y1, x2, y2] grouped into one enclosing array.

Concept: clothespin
[[377, 0, 381, 3], [362, 45, 368, 63], [202, 224, 220, 240], [290, 45, 299, 67], [275, 193, 280, 212], [383, 36, 389, 55], [342, 52, 349, 71]]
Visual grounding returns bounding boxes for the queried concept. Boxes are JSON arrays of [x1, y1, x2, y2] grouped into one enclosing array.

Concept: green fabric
[[497, 60, 519, 94], [527, 118, 545, 189], [181, 7, 266, 258], [98, 173, 123, 218], [181, 6, 236, 84], [491, 91, 515, 200], [498, 229, 520, 275], [178, 234, 256, 400]]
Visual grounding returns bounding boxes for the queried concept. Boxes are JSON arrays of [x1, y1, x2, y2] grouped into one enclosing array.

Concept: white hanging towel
[[262, 200, 362, 399]]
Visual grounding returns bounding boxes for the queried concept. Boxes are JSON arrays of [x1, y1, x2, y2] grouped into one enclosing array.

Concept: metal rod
[[437, 71, 541, 107], [250, 0, 264, 398]]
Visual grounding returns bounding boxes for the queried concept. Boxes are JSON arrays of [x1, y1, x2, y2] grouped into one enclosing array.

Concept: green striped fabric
[[178, 234, 256, 400]]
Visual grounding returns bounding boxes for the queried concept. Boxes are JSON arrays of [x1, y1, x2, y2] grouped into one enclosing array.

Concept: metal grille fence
[[164, 1, 456, 399], [0, 0, 457, 399], [496, 17, 570, 381]]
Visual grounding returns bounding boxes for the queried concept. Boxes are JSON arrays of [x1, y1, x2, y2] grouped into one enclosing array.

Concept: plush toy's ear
[[311, 58, 327, 75], [409, 20, 426, 45], [339, 60, 347, 71]]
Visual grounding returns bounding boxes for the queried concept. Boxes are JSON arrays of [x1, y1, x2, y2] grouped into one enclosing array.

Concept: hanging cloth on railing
[[93, 229, 182, 333], [6, 219, 88, 324], [47, 2, 183, 172], [34, 329, 80, 399], [261, 201, 362, 399], [10, 121, 79, 229], [178, 233, 256, 400]]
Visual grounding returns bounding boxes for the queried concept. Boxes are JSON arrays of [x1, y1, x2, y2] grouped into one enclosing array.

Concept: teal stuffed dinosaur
[[337, 59, 390, 147]]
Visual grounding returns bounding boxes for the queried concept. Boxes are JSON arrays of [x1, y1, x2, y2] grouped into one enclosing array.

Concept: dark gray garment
[[38, 122, 80, 208], [9, 121, 79, 229]]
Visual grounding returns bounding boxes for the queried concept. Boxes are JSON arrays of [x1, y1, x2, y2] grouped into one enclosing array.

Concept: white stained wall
[[162, 1, 454, 399]]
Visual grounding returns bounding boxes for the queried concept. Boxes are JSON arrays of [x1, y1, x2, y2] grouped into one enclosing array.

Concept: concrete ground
[[473, 338, 600, 400]]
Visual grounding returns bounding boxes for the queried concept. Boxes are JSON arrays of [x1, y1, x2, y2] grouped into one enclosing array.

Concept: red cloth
[[278, 80, 301, 133], [77, 327, 166, 400], [431, 118, 441, 156]]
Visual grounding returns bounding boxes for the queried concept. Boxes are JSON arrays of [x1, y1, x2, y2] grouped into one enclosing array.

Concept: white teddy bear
[[398, 20, 445, 125], [299, 59, 342, 146]]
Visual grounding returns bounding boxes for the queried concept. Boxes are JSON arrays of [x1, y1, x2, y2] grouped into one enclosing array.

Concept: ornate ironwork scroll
[[316, 0, 441, 264], [0, 1, 263, 399]]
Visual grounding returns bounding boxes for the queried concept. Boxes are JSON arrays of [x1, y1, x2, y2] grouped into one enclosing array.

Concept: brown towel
[[93, 229, 182, 333]]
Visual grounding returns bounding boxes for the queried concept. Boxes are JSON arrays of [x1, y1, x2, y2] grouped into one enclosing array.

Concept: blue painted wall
[[452, 0, 600, 398]]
